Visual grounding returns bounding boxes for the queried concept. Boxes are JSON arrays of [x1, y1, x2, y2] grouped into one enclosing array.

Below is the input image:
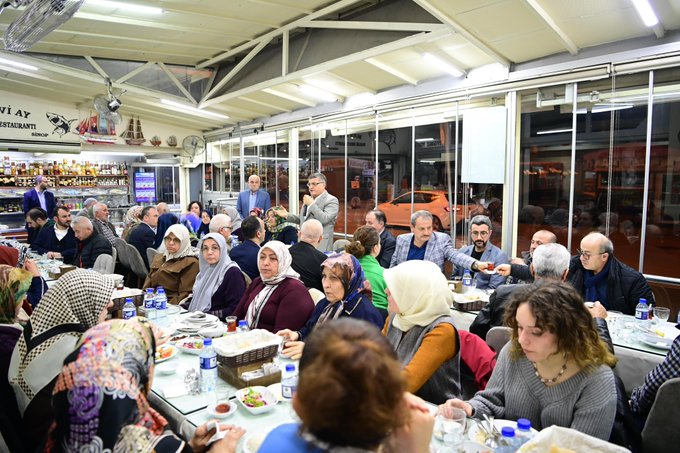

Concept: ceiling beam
[[246, 0, 315, 14], [149, 6, 280, 29], [325, 71, 376, 94], [116, 61, 156, 84], [262, 88, 317, 107], [364, 58, 418, 85], [197, 0, 363, 68], [158, 62, 196, 103], [84, 56, 108, 79], [522, 0, 578, 55], [303, 21, 446, 32], [199, 28, 451, 107], [238, 96, 292, 113], [282, 29, 289, 76], [412, 0, 510, 66]]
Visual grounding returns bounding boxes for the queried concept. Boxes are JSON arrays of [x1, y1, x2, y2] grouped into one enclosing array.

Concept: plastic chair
[[92, 249, 116, 274], [308, 288, 325, 305], [113, 238, 129, 266], [641, 377, 680, 453], [125, 243, 150, 288], [485, 326, 512, 353], [146, 247, 160, 268]]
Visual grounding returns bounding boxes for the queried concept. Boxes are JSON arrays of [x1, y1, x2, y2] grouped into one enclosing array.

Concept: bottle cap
[[517, 418, 531, 430], [146, 288, 154, 294], [501, 427, 515, 437], [238, 320, 248, 327], [639, 298, 647, 304], [125, 298, 133, 303], [203, 338, 212, 346], [285, 364, 295, 372], [157, 286, 165, 293]]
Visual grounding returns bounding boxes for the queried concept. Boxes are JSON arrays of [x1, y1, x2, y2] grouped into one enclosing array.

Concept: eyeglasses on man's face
[[577, 249, 606, 260], [307, 181, 323, 187]]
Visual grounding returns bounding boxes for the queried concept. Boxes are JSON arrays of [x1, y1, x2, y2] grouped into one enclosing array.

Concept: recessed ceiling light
[[630, 0, 659, 27]]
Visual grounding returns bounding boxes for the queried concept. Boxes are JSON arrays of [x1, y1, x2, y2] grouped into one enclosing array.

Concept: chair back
[[126, 243, 150, 281], [641, 377, 680, 453], [92, 253, 114, 274], [113, 238, 130, 268], [146, 247, 160, 268], [486, 326, 512, 353], [308, 288, 325, 305]]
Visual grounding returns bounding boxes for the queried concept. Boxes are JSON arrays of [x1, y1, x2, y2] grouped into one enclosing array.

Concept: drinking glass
[[653, 307, 670, 324], [225, 316, 237, 332], [434, 408, 466, 452]]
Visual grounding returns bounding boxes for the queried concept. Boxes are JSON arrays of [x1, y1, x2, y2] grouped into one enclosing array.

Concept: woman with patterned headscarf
[[0, 245, 48, 310], [278, 253, 383, 360], [45, 318, 245, 452], [232, 240, 314, 333], [143, 224, 199, 305], [382, 260, 460, 405], [0, 264, 32, 451], [8, 269, 116, 452], [263, 206, 298, 245], [122, 205, 144, 241]]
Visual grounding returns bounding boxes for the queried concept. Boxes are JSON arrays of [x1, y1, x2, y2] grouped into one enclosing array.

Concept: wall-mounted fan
[[92, 78, 125, 125], [182, 135, 206, 160], [4, 0, 86, 52]]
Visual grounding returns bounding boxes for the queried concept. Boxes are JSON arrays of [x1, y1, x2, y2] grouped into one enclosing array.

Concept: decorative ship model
[[121, 117, 146, 145], [76, 113, 117, 144]]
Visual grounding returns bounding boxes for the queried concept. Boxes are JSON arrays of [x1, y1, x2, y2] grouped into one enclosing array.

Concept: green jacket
[[359, 254, 388, 309]]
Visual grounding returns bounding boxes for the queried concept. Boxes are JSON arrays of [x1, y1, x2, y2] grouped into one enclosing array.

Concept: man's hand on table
[[587, 301, 607, 319]]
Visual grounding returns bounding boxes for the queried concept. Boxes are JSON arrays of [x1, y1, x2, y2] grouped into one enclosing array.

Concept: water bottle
[[515, 418, 534, 446], [155, 287, 168, 324], [237, 320, 249, 332], [496, 427, 521, 452], [635, 298, 650, 329], [122, 297, 136, 320], [199, 338, 218, 394], [143, 288, 156, 320], [281, 364, 298, 401], [462, 270, 473, 294]]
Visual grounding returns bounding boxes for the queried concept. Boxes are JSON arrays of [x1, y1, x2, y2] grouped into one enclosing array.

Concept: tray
[[218, 362, 281, 389], [213, 329, 282, 367], [453, 299, 488, 311], [217, 344, 279, 367]]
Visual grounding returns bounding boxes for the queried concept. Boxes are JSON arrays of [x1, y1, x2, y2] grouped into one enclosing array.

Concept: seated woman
[[278, 253, 383, 359], [122, 205, 143, 241], [260, 318, 434, 453], [154, 213, 179, 252], [189, 233, 247, 319], [197, 210, 212, 238], [0, 265, 32, 452], [440, 281, 618, 440], [232, 240, 314, 333], [144, 224, 199, 305], [0, 245, 48, 310], [8, 270, 116, 452], [345, 226, 388, 319], [264, 206, 298, 245], [382, 260, 460, 405], [46, 318, 244, 452]]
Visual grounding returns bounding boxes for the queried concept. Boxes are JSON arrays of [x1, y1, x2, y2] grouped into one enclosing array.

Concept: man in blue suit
[[23, 175, 56, 223], [236, 175, 271, 219], [229, 215, 265, 280]]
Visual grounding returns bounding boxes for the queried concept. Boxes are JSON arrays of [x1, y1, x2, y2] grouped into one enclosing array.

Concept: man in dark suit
[[71, 216, 113, 269], [23, 176, 56, 238], [128, 206, 159, 269], [365, 209, 396, 268], [236, 175, 271, 219], [32, 206, 78, 263], [289, 219, 328, 292], [229, 216, 265, 280]]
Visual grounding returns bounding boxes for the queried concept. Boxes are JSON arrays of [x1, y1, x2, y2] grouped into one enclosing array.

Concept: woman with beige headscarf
[[143, 224, 199, 305], [122, 205, 144, 240], [382, 260, 461, 405]]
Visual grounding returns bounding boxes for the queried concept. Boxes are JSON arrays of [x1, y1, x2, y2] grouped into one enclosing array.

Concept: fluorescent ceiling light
[[536, 128, 573, 135], [81, 151, 144, 157], [415, 138, 434, 142], [299, 84, 338, 103], [160, 99, 229, 120], [419, 160, 436, 164], [422, 53, 463, 77], [0, 57, 38, 71], [630, 0, 659, 27], [592, 103, 634, 113], [86, 0, 163, 14]]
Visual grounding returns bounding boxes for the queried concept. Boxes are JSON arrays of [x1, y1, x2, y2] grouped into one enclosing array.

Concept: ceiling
[[1, 0, 679, 134]]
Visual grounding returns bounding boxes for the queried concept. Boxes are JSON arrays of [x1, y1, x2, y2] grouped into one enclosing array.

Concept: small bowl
[[208, 400, 237, 419], [155, 361, 178, 375], [235, 386, 278, 415]]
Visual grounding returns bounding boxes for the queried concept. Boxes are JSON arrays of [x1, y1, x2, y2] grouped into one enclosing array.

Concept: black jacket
[[32, 225, 78, 263], [567, 255, 653, 315], [289, 241, 328, 292], [377, 228, 396, 268], [469, 284, 525, 340], [74, 231, 113, 269], [128, 223, 156, 269]]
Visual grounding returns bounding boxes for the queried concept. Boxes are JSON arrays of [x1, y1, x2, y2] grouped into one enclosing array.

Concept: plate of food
[[155, 344, 178, 363], [468, 419, 537, 444], [483, 269, 498, 275], [176, 337, 205, 355], [235, 386, 278, 415], [639, 332, 674, 350], [168, 333, 191, 344], [178, 312, 219, 326], [241, 425, 280, 453]]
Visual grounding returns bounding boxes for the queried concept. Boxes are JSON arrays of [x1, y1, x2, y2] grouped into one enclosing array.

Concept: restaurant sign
[[0, 91, 80, 142]]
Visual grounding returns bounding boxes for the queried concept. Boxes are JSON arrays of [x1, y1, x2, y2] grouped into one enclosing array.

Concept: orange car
[[377, 190, 475, 231]]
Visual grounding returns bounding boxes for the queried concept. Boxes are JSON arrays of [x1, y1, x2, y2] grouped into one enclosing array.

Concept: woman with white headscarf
[[143, 224, 199, 305], [232, 240, 314, 333], [382, 260, 461, 405], [189, 233, 247, 319]]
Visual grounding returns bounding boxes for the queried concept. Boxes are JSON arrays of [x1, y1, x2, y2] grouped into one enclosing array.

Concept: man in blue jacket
[[23, 175, 56, 237], [229, 216, 265, 280], [236, 175, 271, 219]]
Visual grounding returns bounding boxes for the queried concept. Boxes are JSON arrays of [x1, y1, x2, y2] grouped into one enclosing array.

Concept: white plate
[[468, 419, 538, 444], [155, 345, 178, 363], [199, 324, 228, 338], [639, 333, 674, 350], [266, 383, 283, 403], [241, 425, 279, 453], [207, 400, 237, 419], [235, 386, 278, 415], [483, 269, 498, 275], [176, 337, 205, 355], [179, 312, 219, 326], [155, 361, 178, 375]]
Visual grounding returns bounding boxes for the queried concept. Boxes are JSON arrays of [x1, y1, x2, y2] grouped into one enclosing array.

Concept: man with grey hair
[[209, 213, 234, 252], [470, 243, 571, 340], [281, 172, 339, 252], [496, 229, 557, 283], [389, 210, 489, 274], [71, 215, 112, 269], [289, 219, 327, 291], [156, 202, 170, 216], [236, 174, 271, 219], [92, 202, 118, 245], [451, 215, 509, 289], [568, 231, 653, 315], [77, 197, 98, 218]]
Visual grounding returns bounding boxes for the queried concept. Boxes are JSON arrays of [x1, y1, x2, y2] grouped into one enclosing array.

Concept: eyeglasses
[[577, 249, 606, 260], [307, 181, 323, 187], [164, 237, 181, 245], [471, 231, 490, 237], [220, 226, 232, 231]]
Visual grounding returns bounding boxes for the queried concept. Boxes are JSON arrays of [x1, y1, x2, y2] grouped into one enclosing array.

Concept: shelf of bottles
[[0, 157, 129, 188]]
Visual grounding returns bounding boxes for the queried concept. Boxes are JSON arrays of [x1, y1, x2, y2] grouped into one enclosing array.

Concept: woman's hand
[[439, 398, 473, 417], [23, 258, 41, 277], [383, 393, 434, 453], [189, 422, 217, 452], [273, 206, 289, 218], [276, 329, 299, 342], [281, 341, 305, 360], [208, 425, 246, 453]]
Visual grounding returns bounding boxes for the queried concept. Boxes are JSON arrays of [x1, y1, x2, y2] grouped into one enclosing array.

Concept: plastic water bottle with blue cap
[[281, 364, 298, 401], [122, 297, 136, 320], [143, 288, 156, 320], [155, 287, 168, 324], [199, 338, 217, 395]]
